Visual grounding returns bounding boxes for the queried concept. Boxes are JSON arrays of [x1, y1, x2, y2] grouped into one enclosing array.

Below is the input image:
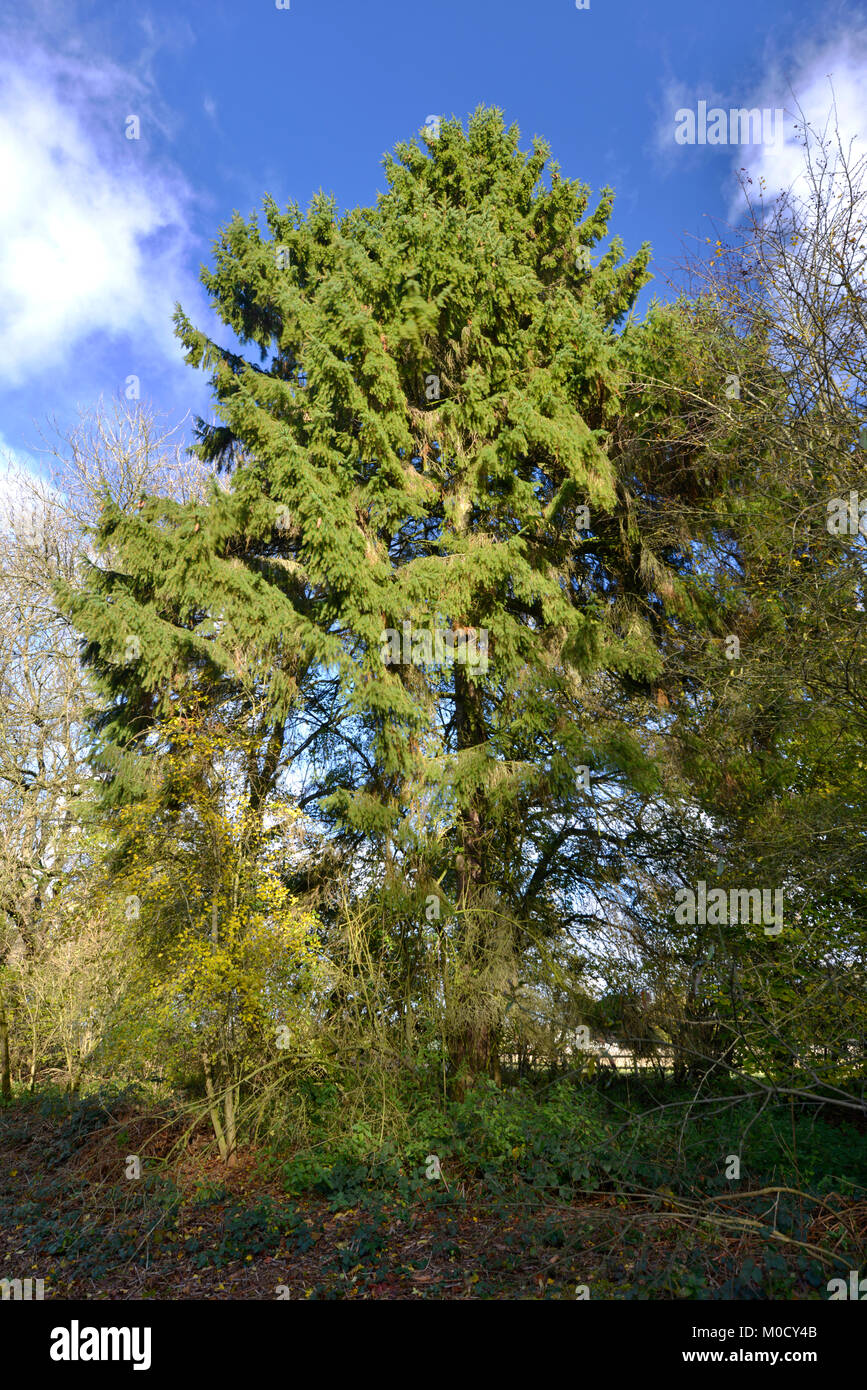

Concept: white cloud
[[0, 41, 202, 388], [654, 29, 867, 220], [729, 30, 867, 214]]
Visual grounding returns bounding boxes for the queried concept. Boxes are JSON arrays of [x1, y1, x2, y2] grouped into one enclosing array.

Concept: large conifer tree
[[60, 107, 738, 1087]]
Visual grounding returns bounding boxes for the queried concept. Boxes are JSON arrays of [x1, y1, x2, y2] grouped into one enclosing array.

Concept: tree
[[0, 402, 211, 1098], [614, 106, 867, 1096], [58, 107, 749, 1091], [110, 705, 321, 1161], [0, 459, 89, 1097]]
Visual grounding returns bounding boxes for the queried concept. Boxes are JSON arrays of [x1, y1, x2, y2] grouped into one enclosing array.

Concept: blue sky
[[2, 0, 866, 476]]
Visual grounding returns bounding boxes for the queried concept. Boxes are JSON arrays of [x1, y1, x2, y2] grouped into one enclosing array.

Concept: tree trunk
[[202, 1051, 229, 1161], [450, 658, 498, 1095], [449, 1021, 493, 1101], [223, 1079, 238, 1166]]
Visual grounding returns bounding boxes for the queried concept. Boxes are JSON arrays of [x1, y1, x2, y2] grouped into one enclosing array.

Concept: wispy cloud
[[653, 26, 867, 219], [729, 28, 867, 213], [0, 34, 203, 389]]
